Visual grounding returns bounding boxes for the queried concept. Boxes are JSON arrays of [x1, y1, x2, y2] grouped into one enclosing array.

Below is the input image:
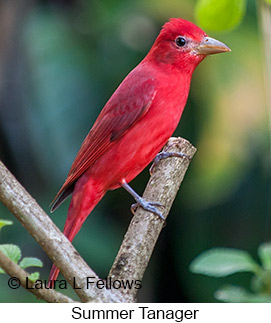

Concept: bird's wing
[[51, 77, 157, 211]]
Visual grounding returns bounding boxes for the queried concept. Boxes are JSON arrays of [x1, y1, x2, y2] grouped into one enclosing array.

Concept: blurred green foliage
[[195, 0, 246, 31], [190, 243, 271, 302], [0, 0, 270, 302], [0, 221, 43, 281]]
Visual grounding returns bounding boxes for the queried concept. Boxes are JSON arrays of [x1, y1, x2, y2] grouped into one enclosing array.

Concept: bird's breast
[[89, 73, 192, 190]]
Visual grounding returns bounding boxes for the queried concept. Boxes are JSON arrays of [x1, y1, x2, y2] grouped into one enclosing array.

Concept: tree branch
[[0, 159, 123, 303], [0, 250, 75, 303], [0, 137, 196, 302], [109, 137, 196, 301]]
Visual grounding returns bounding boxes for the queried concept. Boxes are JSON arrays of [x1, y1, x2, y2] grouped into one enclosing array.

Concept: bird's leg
[[121, 180, 165, 220], [149, 141, 191, 175]]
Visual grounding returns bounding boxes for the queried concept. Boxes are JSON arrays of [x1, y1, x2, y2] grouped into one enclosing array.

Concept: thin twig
[[108, 137, 196, 301], [0, 250, 75, 303], [0, 160, 123, 303]]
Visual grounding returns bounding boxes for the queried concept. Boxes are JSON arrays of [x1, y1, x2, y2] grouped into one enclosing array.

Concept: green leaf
[[0, 244, 21, 274], [19, 257, 43, 270], [0, 220, 13, 231], [264, 0, 271, 5], [195, 0, 246, 32], [190, 248, 259, 277], [215, 285, 271, 303], [251, 270, 271, 294], [28, 272, 40, 282], [258, 242, 271, 270]]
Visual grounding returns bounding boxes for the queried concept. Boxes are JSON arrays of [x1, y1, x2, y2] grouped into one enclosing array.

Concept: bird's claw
[[149, 151, 191, 175], [131, 198, 165, 220]]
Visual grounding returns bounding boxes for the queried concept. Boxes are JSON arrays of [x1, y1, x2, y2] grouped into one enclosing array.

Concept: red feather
[[51, 78, 157, 211], [48, 18, 230, 282]]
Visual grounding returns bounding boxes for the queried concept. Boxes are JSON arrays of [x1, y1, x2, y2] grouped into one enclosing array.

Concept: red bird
[[49, 18, 230, 281]]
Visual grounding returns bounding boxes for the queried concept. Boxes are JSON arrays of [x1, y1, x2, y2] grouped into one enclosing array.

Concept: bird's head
[[147, 18, 231, 73]]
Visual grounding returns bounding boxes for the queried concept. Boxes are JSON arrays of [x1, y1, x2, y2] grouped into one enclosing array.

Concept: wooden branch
[[0, 137, 196, 303], [0, 250, 75, 303], [109, 137, 196, 301], [0, 160, 123, 303]]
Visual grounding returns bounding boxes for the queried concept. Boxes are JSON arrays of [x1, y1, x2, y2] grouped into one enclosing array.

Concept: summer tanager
[[49, 18, 230, 281]]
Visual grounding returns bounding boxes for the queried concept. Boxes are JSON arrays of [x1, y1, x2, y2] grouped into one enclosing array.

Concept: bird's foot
[[122, 180, 165, 220], [150, 151, 191, 175], [131, 198, 165, 220]]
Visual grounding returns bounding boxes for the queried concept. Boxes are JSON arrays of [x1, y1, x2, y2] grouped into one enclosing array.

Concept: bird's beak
[[195, 36, 231, 55]]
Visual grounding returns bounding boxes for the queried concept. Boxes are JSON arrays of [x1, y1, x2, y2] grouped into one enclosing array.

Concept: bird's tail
[[48, 176, 105, 283]]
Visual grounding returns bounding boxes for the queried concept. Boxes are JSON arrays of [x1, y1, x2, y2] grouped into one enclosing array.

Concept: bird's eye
[[175, 36, 186, 47]]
